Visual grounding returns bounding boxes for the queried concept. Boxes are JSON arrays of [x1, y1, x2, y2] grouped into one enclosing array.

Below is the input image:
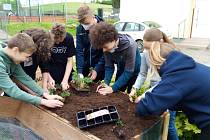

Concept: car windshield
[[143, 21, 162, 28]]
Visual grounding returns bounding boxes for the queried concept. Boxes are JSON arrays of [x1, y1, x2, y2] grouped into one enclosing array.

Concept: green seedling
[[72, 71, 93, 89], [55, 84, 62, 90], [100, 80, 106, 88], [116, 119, 124, 127], [61, 91, 71, 98], [60, 91, 71, 102], [49, 88, 56, 95], [83, 77, 93, 85]]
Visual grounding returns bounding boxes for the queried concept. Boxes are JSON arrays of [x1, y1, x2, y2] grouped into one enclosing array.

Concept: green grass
[[7, 22, 53, 35], [7, 22, 77, 36], [6, 2, 117, 36], [7, 18, 118, 36], [30, 2, 112, 15]]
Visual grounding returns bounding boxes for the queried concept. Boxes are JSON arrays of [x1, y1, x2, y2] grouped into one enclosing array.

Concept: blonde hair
[[143, 28, 174, 46], [149, 42, 178, 76]]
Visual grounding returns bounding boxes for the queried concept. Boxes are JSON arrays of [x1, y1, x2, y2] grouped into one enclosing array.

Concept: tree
[[112, 0, 120, 9]]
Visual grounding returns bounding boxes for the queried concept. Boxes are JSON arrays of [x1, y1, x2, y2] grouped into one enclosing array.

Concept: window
[[124, 22, 145, 31], [115, 22, 125, 31]]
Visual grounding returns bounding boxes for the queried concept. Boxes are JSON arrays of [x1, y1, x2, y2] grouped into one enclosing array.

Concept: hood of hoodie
[[159, 51, 196, 76], [115, 34, 137, 52]]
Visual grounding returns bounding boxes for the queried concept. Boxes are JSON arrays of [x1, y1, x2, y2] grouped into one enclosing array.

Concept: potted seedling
[[71, 71, 93, 91]]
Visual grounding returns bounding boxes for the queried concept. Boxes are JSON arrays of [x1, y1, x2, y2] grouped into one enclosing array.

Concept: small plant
[[130, 83, 149, 102], [60, 90, 71, 102], [60, 91, 71, 98], [72, 71, 93, 90], [116, 119, 124, 127], [55, 84, 62, 90], [49, 88, 56, 95], [100, 80, 106, 88], [49, 84, 71, 102]]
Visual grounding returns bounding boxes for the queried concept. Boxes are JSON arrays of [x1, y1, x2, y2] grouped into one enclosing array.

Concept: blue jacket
[[136, 51, 210, 129], [104, 34, 141, 92], [76, 15, 104, 74]]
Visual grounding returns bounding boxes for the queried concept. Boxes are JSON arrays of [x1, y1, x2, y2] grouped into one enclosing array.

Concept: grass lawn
[[6, 2, 117, 36], [7, 18, 117, 36]]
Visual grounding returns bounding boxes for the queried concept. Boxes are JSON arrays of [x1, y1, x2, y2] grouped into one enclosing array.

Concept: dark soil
[[48, 83, 160, 140]]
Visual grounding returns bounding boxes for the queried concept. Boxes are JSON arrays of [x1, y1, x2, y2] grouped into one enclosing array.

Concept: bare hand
[[97, 86, 113, 95], [135, 96, 142, 103], [88, 70, 97, 80], [61, 81, 69, 90], [128, 89, 136, 102], [41, 99, 64, 108], [47, 75, 55, 89], [43, 92, 64, 101]]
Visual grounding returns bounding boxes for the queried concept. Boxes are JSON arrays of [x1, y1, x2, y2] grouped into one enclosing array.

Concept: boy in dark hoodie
[[135, 41, 210, 140], [76, 5, 105, 82], [89, 22, 141, 95]]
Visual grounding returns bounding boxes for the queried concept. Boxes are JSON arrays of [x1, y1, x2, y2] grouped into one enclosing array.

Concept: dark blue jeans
[[168, 110, 179, 140]]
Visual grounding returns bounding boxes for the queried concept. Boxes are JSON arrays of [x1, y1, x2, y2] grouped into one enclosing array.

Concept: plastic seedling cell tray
[[76, 105, 120, 129]]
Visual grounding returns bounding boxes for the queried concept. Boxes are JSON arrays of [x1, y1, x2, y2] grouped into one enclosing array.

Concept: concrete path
[[174, 38, 210, 66]]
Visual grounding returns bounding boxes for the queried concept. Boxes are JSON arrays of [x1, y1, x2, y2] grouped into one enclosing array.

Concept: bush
[[175, 111, 200, 140], [98, 1, 112, 5]]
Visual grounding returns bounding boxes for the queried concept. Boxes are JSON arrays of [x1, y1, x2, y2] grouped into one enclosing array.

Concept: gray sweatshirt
[[133, 50, 160, 89]]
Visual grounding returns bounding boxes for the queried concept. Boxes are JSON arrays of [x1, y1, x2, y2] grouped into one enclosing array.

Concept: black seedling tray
[[76, 105, 120, 129]]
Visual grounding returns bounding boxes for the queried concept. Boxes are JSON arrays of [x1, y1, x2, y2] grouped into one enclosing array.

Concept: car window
[[143, 21, 161, 28], [139, 24, 145, 31], [115, 22, 125, 31], [124, 22, 145, 31]]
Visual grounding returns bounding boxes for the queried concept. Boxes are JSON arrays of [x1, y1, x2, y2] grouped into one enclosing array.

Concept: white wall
[[120, 0, 191, 37]]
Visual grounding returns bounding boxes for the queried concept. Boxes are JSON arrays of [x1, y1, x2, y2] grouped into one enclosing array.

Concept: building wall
[[120, 0, 193, 38]]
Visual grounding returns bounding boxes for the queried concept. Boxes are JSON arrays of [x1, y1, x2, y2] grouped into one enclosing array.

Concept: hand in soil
[[128, 88, 136, 102], [40, 99, 64, 108], [88, 69, 97, 80], [97, 86, 113, 95], [43, 92, 64, 101], [61, 81, 69, 90]]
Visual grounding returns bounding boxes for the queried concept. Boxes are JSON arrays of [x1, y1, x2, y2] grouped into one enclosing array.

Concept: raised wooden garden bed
[[0, 83, 169, 140]]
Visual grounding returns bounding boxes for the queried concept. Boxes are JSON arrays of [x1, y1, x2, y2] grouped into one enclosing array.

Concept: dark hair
[[21, 28, 53, 61], [51, 23, 66, 38], [89, 22, 118, 49], [8, 33, 36, 53]]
